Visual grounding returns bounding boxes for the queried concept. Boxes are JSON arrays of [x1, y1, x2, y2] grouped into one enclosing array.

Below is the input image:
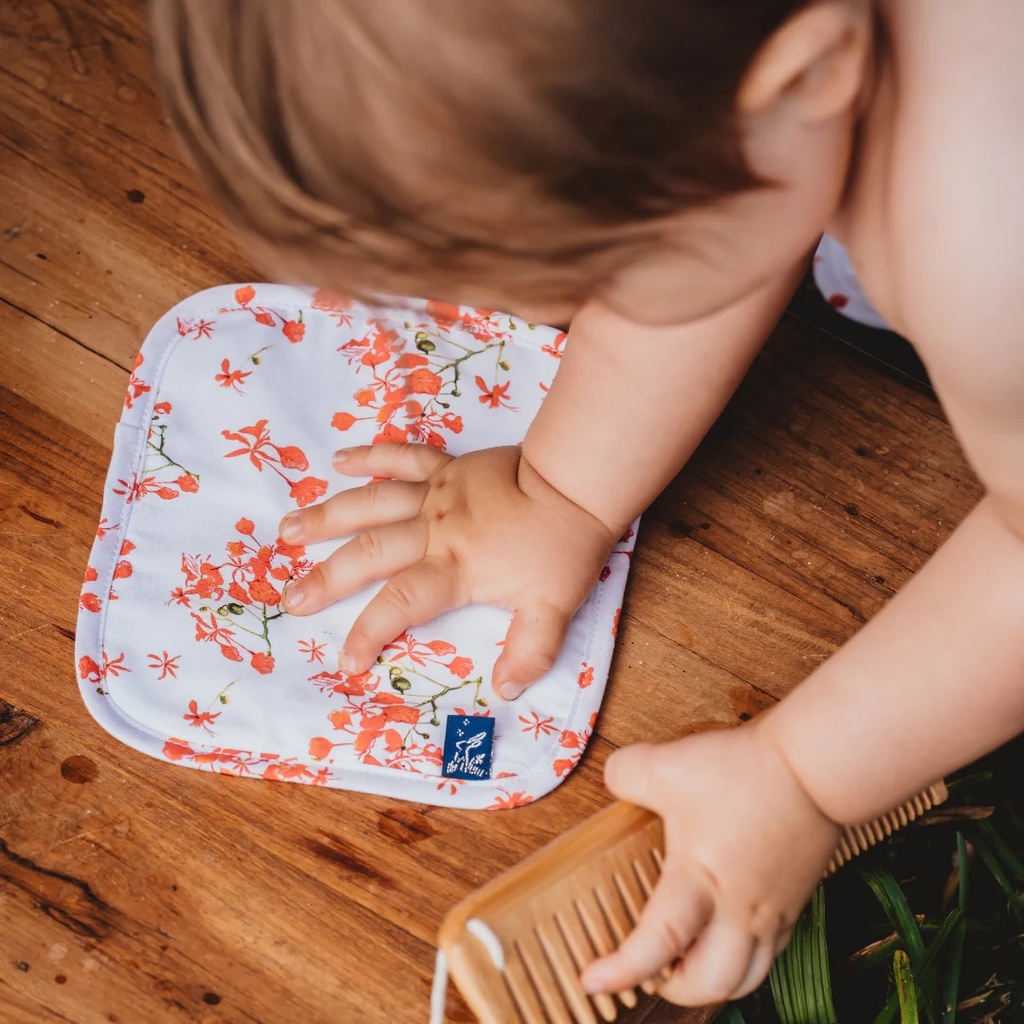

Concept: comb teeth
[[493, 841, 669, 1023], [825, 781, 947, 875]]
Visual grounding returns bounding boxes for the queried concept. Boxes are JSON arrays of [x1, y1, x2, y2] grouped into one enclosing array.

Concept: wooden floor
[[0, 2, 983, 1023]]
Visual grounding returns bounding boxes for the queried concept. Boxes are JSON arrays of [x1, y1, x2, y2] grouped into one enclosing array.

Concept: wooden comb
[[435, 781, 947, 1024]]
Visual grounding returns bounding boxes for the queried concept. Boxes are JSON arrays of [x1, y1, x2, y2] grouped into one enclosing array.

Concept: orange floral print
[[307, 630, 486, 774], [148, 651, 181, 680], [124, 353, 151, 410], [487, 788, 534, 810], [222, 419, 327, 508], [175, 315, 216, 340], [173, 518, 311, 675], [310, 288, 355, 327], [330, 304, 525, 450], [162, 738, 333, 785], [298, 637, 326, 664], [184, 699, 221, 734], [552, 712, 599, 778], [114, 397, 200, 503], [219, 285, 305, 343], [519, 711, 558, 740]]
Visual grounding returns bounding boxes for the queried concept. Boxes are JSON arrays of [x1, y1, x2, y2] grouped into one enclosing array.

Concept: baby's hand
[[581, 720, 841, 1006], [278, 443, 618, 698]]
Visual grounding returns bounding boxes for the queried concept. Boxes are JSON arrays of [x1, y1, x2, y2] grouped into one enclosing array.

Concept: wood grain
[[0, 2, 983, 1023]]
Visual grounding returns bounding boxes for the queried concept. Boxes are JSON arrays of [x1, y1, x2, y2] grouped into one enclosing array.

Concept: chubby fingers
[[580, 868, 713, 997], [282, 519, 429, 616], [340, 557, 464, 673], [332, 442, 451, 481], [279, 479, 426, 546], [655, 916, 761, 1006], [492, 602, 574, 700]]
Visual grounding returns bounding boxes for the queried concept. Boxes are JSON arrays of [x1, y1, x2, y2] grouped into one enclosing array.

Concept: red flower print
[[236, 518, 255, 535], [290, 476, 328, 507], [223, 420, 326, 508], [163, 737, 193, 761], [148, 651, 181, 680], [577, 665, 594, 689], [308, 736, 339, 761], [282, 318, 305, 343], [275, 445, 308, 471], [235, 285, 256, 305], [78, 651, 130, 685], [250, 652, 275, 675], [215, 358, 252, 394], [176, 317, 216, 340], [408, 368, 443, 395], [447, 656, 473, 679], [487, 789, 534, 810], [124, 353, 151, 410], [299, 638, 327, 664], [519, 711, 557, 740], [80, 593, 101, 613], [542, 330, 567, 360], [311, 288, 354, 327], [332, 411, 357, 431], [475, 376, 515, 410], [184, 699, 221, 734]]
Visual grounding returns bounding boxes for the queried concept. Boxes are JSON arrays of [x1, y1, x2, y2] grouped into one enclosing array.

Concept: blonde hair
[[151, 0, 804, 308]]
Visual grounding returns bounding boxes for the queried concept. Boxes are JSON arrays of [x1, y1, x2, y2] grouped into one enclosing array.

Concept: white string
[[429, 921, 505, 1024], [429, 949, 449, 1024], [466, 919, 506, 970]]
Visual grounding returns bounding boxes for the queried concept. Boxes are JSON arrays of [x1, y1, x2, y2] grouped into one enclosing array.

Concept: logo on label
[[442, 715, 495, 780]]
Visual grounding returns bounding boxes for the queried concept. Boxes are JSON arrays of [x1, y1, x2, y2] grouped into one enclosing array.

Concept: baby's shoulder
[[850, 1, 1024, 354]]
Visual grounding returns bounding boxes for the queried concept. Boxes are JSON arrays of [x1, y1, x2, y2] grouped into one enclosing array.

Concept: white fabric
[[813, 233, 891, 330], [76, 284, 633, 809]]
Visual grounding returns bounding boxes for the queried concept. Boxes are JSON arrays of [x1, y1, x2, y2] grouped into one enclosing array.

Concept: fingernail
[[333, 448, 355, 467], [282, 581, 304, 612], [498, 681, 525, 701], [280, 512, 301, 543], [339, 652, 359, 674], [581, 967, 608, 995]]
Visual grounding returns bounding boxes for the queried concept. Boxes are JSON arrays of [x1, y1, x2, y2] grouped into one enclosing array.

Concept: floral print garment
[[76, 285, 634, 809]]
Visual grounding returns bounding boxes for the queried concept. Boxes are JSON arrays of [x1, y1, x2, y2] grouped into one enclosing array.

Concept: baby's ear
[[736, 0, 873, 122]]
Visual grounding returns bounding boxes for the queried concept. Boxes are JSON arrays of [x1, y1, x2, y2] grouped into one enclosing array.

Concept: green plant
[[725, 737, 1024, 1023]]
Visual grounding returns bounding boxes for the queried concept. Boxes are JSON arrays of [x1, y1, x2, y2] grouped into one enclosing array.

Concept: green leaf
[[965, 825, 1024, 920], [941, 833, 969, 1024], [975, 819, 1024, 885], [770, 886, 837, 1024], [895, 950, 919, 1024], [862, 870, 927, 962], [873, 910, 963, 1024]]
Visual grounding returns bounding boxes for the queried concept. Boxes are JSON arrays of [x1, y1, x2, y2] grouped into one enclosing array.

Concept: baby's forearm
[[765, 497, 1024, 825], [522, 268, 803, 534]]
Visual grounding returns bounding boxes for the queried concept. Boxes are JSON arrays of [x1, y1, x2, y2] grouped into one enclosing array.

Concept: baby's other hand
[[582, 720, 841, 1006], [278, 443, 618, 698]]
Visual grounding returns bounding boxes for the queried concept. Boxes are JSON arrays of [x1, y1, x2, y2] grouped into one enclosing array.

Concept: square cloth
[[76, 285, 634, 809]]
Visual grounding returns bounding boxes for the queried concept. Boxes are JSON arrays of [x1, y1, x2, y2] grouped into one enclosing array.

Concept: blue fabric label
[[442, 715, 495, 780]]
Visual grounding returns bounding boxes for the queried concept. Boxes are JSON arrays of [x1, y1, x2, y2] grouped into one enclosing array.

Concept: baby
[[151, 0, 1024, 1005]]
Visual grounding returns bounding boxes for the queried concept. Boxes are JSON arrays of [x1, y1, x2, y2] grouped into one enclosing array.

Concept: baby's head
[[152, 0, 872, 325]]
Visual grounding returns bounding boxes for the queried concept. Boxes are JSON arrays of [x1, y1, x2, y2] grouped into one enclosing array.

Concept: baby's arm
[[280, 266, 803, 690], [522, 270, 803, 538], [585, 180, 1024, 1005]]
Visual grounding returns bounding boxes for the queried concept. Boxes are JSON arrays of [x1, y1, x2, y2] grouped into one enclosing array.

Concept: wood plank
[[0, 300, 125, 448]]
